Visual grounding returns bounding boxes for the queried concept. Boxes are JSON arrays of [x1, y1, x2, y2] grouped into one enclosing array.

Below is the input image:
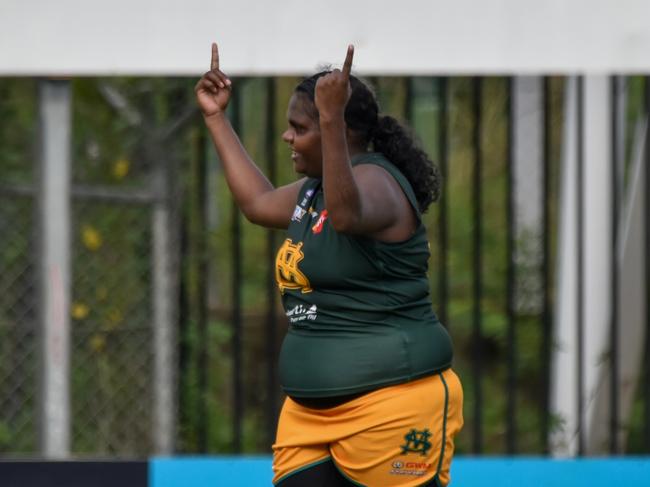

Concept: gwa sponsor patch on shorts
[[389, 460, 432, 477]]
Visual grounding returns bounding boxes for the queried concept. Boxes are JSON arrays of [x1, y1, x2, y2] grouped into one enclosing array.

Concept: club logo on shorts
[[401, 428, 432, 456]]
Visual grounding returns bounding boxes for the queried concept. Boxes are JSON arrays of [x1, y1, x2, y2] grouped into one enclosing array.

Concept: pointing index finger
[[211, 42, 219, 71], [342, 44, 354, 79]]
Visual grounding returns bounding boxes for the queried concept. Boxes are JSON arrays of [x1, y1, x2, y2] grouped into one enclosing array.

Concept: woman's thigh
[[274, 458, 354, 487], [275, 459, 443, 487]]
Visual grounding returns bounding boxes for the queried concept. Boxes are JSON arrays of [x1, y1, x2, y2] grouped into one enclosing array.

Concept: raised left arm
[[315, 45, 415, 240]]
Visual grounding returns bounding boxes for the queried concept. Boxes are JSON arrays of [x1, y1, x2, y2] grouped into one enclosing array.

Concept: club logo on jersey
[[311, 210, 328, 234], [275, 239, 312, 294], [401, 428, 432, 456]]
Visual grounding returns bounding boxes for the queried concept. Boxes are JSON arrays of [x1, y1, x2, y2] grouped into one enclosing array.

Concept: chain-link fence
[[0, 79, 39, 454], [0, 191, 162, 457], [70, 201, 154, 455], [0, 193, 38, 454], [0, 78, 190, 456]]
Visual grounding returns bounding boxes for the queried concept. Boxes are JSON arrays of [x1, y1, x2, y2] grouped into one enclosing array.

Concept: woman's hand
[[314, 45, 354, 122], [195, 43, 232, 118]]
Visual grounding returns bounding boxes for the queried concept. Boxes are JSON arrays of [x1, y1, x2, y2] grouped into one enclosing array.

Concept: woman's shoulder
[[351, 152, 420, 217], [350, 152, 406, 185], [350, 151, 390, 167]]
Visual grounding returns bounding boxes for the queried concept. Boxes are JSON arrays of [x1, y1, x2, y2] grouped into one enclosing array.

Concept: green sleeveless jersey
[[275, 152, 453, 398]]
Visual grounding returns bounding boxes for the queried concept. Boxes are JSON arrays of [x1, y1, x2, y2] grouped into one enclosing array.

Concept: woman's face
[[282, 93, 322, 178]]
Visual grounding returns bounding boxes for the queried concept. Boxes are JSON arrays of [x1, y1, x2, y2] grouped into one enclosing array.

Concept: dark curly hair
[[295, 72, 440, 213]]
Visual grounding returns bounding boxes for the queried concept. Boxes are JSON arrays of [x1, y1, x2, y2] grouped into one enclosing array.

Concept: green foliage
[[66, 78, 197, 454], [0, 421, 12, 452], [0, 79, 37, 183]]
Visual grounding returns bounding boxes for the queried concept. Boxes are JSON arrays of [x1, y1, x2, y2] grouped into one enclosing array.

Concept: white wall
[[2, 0, 650, 76]]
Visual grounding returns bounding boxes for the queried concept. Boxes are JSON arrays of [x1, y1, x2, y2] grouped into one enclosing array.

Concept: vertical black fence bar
[[179, 123, 210, 453], [265, 77, 278, 448], [196, 125, 209, 453], [506, 77, 517, 454], [230, 81, 243, 453], [472, 77, 484, 454], [178, 172, 191, 451], [609, 75, 620, 455], [576, 75, 586, 456], [644, 75, 650, 453], [404, 77, 413, 124], [438, 77, 449, 328], [541, 76, 552, 454]]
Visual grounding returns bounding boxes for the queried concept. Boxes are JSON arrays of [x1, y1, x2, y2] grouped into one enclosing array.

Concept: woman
[[195, 43, 463, 487]]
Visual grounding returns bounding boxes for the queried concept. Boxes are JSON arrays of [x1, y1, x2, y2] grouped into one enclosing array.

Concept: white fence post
[[38, 79, 72, 458]]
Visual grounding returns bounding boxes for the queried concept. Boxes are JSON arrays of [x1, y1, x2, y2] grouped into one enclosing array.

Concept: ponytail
[[371, 115, 440, 213]]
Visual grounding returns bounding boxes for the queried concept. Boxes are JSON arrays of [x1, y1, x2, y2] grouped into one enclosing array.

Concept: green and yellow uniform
[[273, 153, 463, 486]]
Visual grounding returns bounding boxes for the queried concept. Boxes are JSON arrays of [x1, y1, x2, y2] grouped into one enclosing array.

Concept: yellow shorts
[[272, 369, 463, 487]]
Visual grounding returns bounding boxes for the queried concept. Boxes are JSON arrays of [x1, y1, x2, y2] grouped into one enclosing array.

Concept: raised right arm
[[195, 43, 302, 229]]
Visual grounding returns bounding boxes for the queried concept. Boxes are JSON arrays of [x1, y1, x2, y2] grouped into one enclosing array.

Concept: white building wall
[[2, 0, 650, 76]]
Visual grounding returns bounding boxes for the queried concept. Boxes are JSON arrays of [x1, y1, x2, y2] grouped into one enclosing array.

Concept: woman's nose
[[282, 129, 293, 144]]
